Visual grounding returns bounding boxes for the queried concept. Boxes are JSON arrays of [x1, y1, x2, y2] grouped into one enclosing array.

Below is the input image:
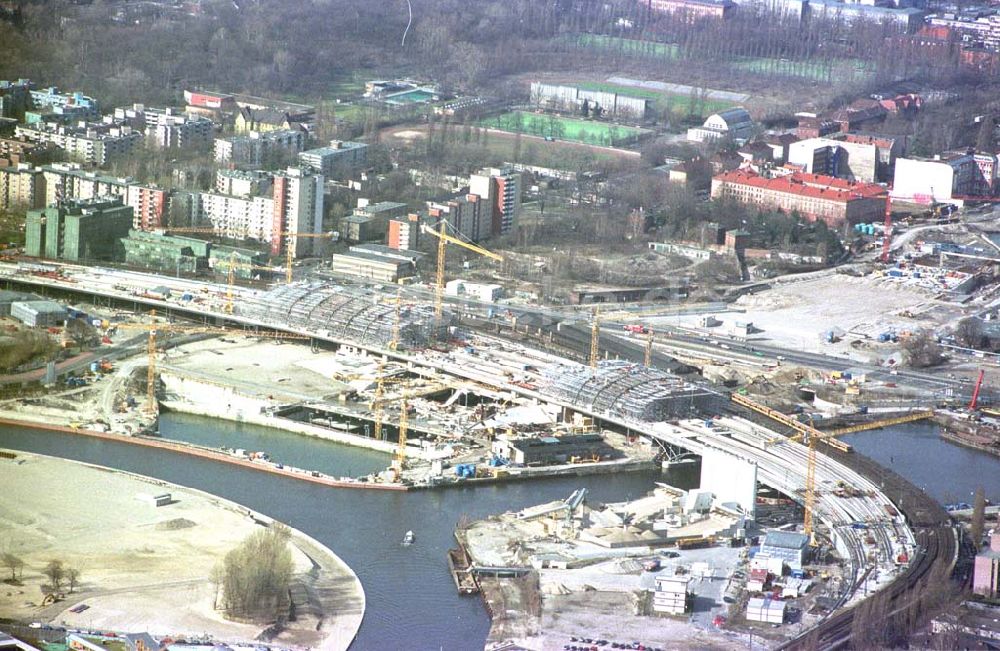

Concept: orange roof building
[[710, 169, 888, 227]]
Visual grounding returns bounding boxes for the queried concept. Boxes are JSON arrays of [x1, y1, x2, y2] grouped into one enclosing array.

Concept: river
[[0, 414, 664, 650], [2, 415, 997, 649]]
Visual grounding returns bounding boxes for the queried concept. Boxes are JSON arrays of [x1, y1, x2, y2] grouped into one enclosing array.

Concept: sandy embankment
[[0, 451, 364, 650]]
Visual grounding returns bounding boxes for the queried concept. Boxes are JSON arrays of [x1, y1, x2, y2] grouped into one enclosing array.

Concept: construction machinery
[[823, 410, 935, 436], [590, 306, 600, 368], [275, 231, 336, 284], [970, 369, 986, 411], [420, 221, 503, 328], [731, 392, 852, 543], [881, 196, 893, 264]]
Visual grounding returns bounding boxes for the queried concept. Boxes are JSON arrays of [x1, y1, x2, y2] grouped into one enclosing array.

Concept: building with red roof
[[710, 169, 888, 227]]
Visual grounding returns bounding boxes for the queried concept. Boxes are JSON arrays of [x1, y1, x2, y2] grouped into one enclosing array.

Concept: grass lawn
[[573, 34, 681, 60], [731, 57, 875, 83], [483, 111, 647, 146]]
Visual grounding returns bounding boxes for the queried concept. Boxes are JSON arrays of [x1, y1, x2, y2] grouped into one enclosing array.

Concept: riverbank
[[0, 416, 409, 491], [0, 450, 365, 650]]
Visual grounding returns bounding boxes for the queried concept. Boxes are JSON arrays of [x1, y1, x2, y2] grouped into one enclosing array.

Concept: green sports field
[[483, 111, 648, 146], [731, 57, 874, 83], [572, 34, 681, 60]]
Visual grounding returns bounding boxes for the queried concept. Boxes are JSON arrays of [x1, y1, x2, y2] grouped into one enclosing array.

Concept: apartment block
[[25, 196, 133, 262], [298, 140, 368, 177], [0, 79, 34, 120], [647, 0, 734, 20], [113, 105, 214, 150], [272, 167, 324, 257], [469, 167, 521, 236], [0, 163, 45, 212], [214, 129, 305, 166], [215, 169, 273, 198], [40, 163, 129, 207], [125, 184, 170, 230], [387, 213, 421, 250], [194, 167, 323, 258], [427, 193, 491, 242], [711, 169, 887, 227], [30, 86, 99, 119], [0, 136, 59, 167], [341, 199, 407, 243], [17, 122, 142, 166]]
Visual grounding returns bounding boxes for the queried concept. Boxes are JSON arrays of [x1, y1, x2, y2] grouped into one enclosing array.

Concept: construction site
[[0, 201, 980, 649]]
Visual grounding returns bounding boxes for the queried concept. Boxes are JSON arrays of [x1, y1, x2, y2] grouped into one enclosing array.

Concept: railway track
[[465, 315, 960, 649], [779, 450, 957, 650]]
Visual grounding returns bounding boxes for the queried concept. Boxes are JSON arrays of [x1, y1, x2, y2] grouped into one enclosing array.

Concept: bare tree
[[972, 486, 987, 548], [66, 567, 80, 593], [902, 331, 945, 368], [42, 560, 64, 591], [1, 553, 24, 583]]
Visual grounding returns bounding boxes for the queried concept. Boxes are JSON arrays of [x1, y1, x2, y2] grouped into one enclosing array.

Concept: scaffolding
[[539, 360, 723, 422], [238, 282, 450, 349]]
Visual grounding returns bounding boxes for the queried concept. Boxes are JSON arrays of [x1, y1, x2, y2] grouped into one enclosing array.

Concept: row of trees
[[2, 554, 81, 598]]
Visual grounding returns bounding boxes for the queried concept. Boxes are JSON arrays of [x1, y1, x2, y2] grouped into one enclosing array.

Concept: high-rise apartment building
[[469, 166, 521, 237]]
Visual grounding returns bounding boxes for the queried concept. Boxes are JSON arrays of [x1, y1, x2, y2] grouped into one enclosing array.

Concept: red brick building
[[711, 169, 888, 227]]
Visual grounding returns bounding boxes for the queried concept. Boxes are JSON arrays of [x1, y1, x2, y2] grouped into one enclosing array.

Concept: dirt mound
[[156, 518, 197, 531]]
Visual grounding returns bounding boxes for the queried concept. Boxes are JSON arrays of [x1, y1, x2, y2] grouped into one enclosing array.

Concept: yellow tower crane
[[730, 392, 852, 544], [420, 221, 503, 329], [644, 328, 655, 367], [590, 306, 601, 369], [390, 288, 402, 351], [275, 231, 336, 284], [213, 252, 284, 314], [395, 393, 410, 474]]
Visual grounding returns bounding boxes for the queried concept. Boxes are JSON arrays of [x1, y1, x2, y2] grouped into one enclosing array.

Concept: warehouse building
[[0, 291, 37, 317], [491, 433, 616, 466], [11, 300, 66, 327], [329, 250, 415, 283]]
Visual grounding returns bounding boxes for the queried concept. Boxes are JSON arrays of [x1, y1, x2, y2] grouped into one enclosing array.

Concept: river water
[[0, 414, 664, 650], [2, 415, 998, 649], [842, 421, 1000, 504]]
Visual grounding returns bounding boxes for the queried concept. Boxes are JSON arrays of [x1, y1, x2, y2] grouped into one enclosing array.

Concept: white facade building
[[653, 575, 690, 615], [687, 108, 755, 144], [892, 154, 978, 203], [787, 137, 879, 183]]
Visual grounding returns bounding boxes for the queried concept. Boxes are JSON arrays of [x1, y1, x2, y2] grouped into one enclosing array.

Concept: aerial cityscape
[[2, 0, 1000, 649]]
